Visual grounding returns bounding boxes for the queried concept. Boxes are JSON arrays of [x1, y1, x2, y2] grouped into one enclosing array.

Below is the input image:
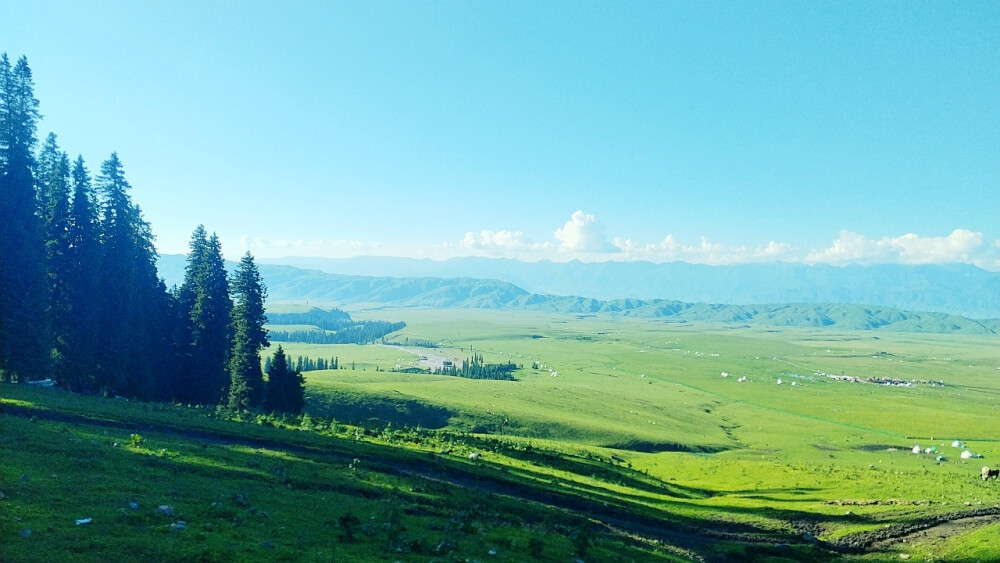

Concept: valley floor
[[4, 310, 1000, 561]]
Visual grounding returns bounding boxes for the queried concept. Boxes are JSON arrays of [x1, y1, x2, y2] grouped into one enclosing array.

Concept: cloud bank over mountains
[[237, 210, 998, 270]]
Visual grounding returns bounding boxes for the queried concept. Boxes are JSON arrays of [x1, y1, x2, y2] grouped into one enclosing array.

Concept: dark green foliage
[[178, 227, 232, 405], [94, 153, 176, 400], [268, 319, 405, 345], [227, 252, 269, 411], [266, 307, 404, 344], [0, 53, 50, 382], [59, 156, 101, 391], [0, 55, 239, 404], [265, 345, 304, 414], [433, 353, 517, 381], [36, 134, 73, 382], [290, 355, 336, 372], [265, 307, 350, 330]]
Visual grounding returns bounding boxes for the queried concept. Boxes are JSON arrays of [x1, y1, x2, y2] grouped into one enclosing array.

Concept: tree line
[[0, 54, 302, 413], [264, 354, 338, 373], [268, 320, 405, 345], [432, 353, 518, 381]]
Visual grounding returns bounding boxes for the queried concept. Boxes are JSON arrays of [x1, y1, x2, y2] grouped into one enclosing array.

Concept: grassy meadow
[[3, 307, 999, 561]]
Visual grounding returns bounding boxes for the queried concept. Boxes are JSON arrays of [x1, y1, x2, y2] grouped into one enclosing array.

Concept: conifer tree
[[265, 345, 304, 414], [179, 226, 232, 404], [36, 133, 73, 380], [227, 252, 269, 411], [0, 53, 50, 382], [94, 153, 173, 398], [60, 156, 101, 391]]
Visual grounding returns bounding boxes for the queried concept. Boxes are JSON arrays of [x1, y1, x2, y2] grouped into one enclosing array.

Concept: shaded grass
[[3, 309, 999, 560]]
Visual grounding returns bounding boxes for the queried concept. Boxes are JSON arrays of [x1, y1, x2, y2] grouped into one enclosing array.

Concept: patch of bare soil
[[831, 507, 1000, 554]]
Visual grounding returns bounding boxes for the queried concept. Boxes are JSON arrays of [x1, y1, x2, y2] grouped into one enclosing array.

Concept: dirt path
[[380, 344, 455, 371], [829, 507, 1000, 554]]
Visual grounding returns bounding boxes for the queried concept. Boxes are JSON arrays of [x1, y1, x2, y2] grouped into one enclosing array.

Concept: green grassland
[[3, 307, 999, 561], [302, 309, 1000, 557]]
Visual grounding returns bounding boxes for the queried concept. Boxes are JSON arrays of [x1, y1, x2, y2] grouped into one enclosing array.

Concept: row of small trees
[[432, 353, 518, 381], [0, 53, 302, 413], [268, 321, 405, 345], [263, 355, 339, 373]]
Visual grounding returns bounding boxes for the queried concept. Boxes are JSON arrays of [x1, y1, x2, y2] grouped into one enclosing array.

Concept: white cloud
[[459, 229, 540, 252], [805, 229, 986, 266], [241, 223, 997, 271], [614, 236, 798, 265], [435, 229, 553, 259], [237, 236, 385, 259], [553, 210, 618, 253]]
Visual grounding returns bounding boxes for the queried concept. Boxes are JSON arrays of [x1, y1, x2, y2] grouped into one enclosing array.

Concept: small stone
[[261, 540, 275, 549], [128, 502, 139, 510], [19, 528, 31, 538], [900, 554, 911, 560], [20, 473, 29, 482], [156, 505, 175, 516], [170, 521, 186, 531]]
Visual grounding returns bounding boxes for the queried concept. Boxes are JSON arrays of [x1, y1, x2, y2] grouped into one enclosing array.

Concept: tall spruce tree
[[95, 153, 173, 398], [227, 251, 269, 411], [264, 345, 304, 414], [0, 53, 50, 382], [179, 226, 232, 404], [60, 156, 101, 391], [36, 133, 73, 381]]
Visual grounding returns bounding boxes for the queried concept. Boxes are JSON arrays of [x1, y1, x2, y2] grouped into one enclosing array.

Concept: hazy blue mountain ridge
[[155, 255, 999, 332], [252, 267, 996, 333], [251, 256, 1000, 319]]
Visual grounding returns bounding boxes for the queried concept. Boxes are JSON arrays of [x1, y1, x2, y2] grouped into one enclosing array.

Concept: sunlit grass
[[3, 309, 998, 560]]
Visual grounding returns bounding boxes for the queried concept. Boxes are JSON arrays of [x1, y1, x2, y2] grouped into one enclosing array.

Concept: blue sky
[[2, 1, 998, 268]]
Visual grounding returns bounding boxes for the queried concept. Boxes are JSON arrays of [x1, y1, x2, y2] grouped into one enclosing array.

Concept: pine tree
[[37, 134, 71, 245], [60, 156, 101, 391], [94, 153, 174, 399], [265, 345, 304, 414], [179, 227, 232, 404], [0, 53, 50, 382], [36, 133, 73, 382], [227, 252, 269, 411]]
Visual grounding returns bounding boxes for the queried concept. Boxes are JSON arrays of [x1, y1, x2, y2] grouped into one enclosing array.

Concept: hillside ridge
[[156, 256, 998, 333]]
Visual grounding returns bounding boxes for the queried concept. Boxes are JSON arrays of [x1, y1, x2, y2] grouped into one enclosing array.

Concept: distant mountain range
[[249, 256, 1000, 320], [156, 255, 999, 333]]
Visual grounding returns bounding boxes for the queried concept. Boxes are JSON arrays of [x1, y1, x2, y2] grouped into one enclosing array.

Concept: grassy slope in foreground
[[3, 310, 1000, 561], [2, 385, 707, 562]]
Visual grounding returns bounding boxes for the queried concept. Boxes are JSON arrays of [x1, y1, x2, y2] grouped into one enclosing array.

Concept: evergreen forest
[[0, 54, 302, 413]]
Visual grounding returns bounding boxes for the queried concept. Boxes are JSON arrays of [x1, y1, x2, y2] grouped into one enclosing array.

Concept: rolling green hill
[[156, 255, 998, 333], [249, 266, 997, 333]]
